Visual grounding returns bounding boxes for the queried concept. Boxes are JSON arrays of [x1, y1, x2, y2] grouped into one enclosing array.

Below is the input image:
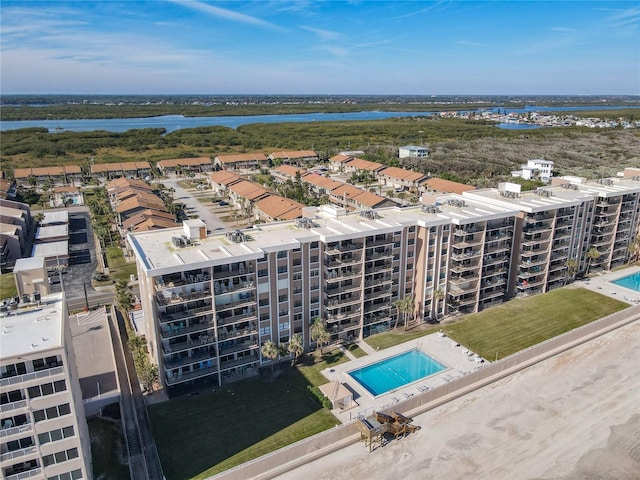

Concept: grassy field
[[442, 288, 628, 360], [148, 348, 348, 480], [346, 343, 368, 358], [365, 325, 441, 350], [0, 273, 18, 299], [104, 246, 138, 282], [88, 416, 131, 480]]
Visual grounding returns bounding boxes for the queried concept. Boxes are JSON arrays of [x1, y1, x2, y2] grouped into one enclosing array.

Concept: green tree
[[310, 318, 330, 354], [628, 235, 640, 263], [586, 247, 602, 275], [115, 279, 133, 318], [288, 333, 304, 365], [433, 288, 445, 319], [564, 258, 579, 285], [393, 296, 414, 330], [138, 360, 159, 393], [261, 339, 278, 373]]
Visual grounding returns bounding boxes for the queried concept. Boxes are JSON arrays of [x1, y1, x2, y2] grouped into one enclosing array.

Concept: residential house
[[254, 195, 304, 222], [157, 157, 213, 175], [227, 180, 273, 214], [341, 158, 385, 176], [214, 153, 269, 171], [91, 162, 152, 182], [399, 145, 429, 159], [50, 187, 84, 208], [269, 150, 319, 166], [422, 178, 476, 195], [378, 167, 427, 191], [208, 171, 244, 197], [511, 159, 554, 182], [13, 166, 83, 187]]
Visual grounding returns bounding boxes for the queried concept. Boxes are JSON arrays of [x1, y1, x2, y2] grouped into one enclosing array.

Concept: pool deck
[[577, 265, 640, 302], [322, 332, 487, 423]]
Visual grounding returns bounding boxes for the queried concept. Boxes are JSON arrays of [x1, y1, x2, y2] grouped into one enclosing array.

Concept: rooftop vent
[[597, 178, 613, 186], [359, 210, 379, 220], [500, 190, 518, 199], [295, 217, 317, 229], [226, 230, 247, 243], [536, 188, 553, 197], [421, 204, 440, 214], [171, 236, 187, 248], [446, 199, 466, 207]]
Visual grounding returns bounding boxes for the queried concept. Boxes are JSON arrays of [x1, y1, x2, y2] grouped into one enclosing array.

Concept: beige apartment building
[[0, 292, 92, 480], [127, 172, 640, 395]]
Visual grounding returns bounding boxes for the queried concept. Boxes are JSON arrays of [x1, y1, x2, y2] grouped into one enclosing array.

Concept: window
[[277, 265, 287, 274], [277, 251, 287, 259], [279, 322, 289, 331], [310, 241, 319, 249], [278, 294, 288, 303], [38, 425, 75, 445], [310, 255, 319, 263], [258, 269, 268, 278], [260, 326, 271, 336], [47, 470, 83, 480], [259, 298, 269, 307], [34, 403, 71, 423], [310, 269, 319, 277], [43, 448, 78, 467]]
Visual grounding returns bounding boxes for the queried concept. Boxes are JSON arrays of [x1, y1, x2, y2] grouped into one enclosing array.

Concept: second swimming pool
[[348, 349, 446, 396]]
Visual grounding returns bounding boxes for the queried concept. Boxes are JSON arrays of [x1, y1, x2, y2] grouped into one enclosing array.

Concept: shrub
[[307, 385, 332, 409]]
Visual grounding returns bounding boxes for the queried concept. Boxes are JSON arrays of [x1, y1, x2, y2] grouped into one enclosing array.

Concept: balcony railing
[[0, 366, 64, 388], [166, 362, 217, 386], [160, 320, 214, 339], [156, 272, 211, 290], [0, 422, 32, 439], [165, 351, 217, 369], [157, 289, 211, 306], [5, 466, 42, 480], [214, 294, 256, 312], [0, 445, 37, 463], [161, 305, 213, 323]]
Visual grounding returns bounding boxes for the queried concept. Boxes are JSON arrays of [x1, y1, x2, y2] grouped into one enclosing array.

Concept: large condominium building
[[0, 293, 91, 480], [127, 173, 640, 395]]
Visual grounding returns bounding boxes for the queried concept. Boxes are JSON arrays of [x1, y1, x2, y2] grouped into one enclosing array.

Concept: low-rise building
[[13, 166, 82, 187], [214, 153, 269, 171], [269, 150, 319, 166], [399, 145, 429, 159], [511, 159, 554, 182], [157, 157, 213, 175]]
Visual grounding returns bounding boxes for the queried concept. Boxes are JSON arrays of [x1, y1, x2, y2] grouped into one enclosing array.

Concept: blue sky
[[1, 1, 638, 95]]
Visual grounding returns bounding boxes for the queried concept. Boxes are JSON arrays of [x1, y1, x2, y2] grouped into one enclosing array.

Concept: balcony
[[166, 362, 218, 386], [214, 279, 255, 295], [326, 309, 360, 323], [364, 288, 391, 301], [0, 366, 64, 389], [326, 243, 363, 255], [364, 314, 391, 326], [325, 268, 361, 282], [326, 255, 361, 268], [0, 421, 32, 440], [156, 271, 211, 290], [165, 349, 217, 369], [520, 256, 547, 268], [5, 466, 42, 480], [220, 354, 259, 372], [0, 445, 37, 463], [366, 238, 394, 248], [214, 293, 256, 312], [157, 289, 211, 306], [450, 260, 480, 273], [483, 255, 509, 267], [160, 319, 214, 339], [161, 304, 213, 323], [219, 339, 259, 356], [214, 263, 254, 280], [217, 308, 257, 326], [163, 331, 216, 353], [218, 325, 257, 340], [451, 250, 481, 261], [326, 295, 361, 309]]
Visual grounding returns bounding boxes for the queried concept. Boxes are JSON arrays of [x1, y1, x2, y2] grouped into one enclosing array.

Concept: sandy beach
[[274, 320, 640, 480]]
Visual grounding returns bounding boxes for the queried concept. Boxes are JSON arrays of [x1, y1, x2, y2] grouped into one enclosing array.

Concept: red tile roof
[[425, 178, 476, 195]]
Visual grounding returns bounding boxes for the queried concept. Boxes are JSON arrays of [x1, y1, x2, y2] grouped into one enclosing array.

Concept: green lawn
[[105, 246, 139, 282], [88, 417, 130, 480], [346, 343, 368, 358], [0, 273, 18, 299], [149, 349, 347, 480], [365, 325, 441, 350], [443, 288, 628, 359]]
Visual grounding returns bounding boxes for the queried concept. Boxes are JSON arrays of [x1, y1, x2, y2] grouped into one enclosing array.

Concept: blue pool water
[[348, 349, 446, 396], [611, 272, 640, 292]]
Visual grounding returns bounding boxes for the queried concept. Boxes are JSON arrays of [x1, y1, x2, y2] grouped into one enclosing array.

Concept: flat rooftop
[[36, 224, 69, 241], [32, 240, 69, 259], [0, 292, 65, 359], [42, 209, 69, 225], [128, 197, 517, 275]]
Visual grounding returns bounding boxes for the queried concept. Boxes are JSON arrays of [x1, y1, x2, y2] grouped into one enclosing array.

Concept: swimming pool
[[348, 349, 446, 396], [611, 271, 640, 292]]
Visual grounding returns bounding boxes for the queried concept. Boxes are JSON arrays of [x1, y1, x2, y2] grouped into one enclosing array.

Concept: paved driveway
[[159, 177, 226, 231]]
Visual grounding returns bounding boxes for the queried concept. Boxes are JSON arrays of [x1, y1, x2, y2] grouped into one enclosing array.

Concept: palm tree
[[288, 333, 304, 365], [586, 247, 602, 275], [392, 296, 413, 330], [115, 279, 133, 319], [628, 234, 640, 263], [433, 288, 445, 320], [310, 318, 330, 354], [261, 340, 278, 373], [564, 258, 579, 285]]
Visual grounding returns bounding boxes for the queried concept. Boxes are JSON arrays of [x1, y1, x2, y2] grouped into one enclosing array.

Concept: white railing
[[0, 366, 64, 388]]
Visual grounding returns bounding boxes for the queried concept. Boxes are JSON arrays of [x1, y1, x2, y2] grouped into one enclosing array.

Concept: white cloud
[[456, 40, 489, 47], [301, 26, 342, 41], [167, 0, 280, 29]]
